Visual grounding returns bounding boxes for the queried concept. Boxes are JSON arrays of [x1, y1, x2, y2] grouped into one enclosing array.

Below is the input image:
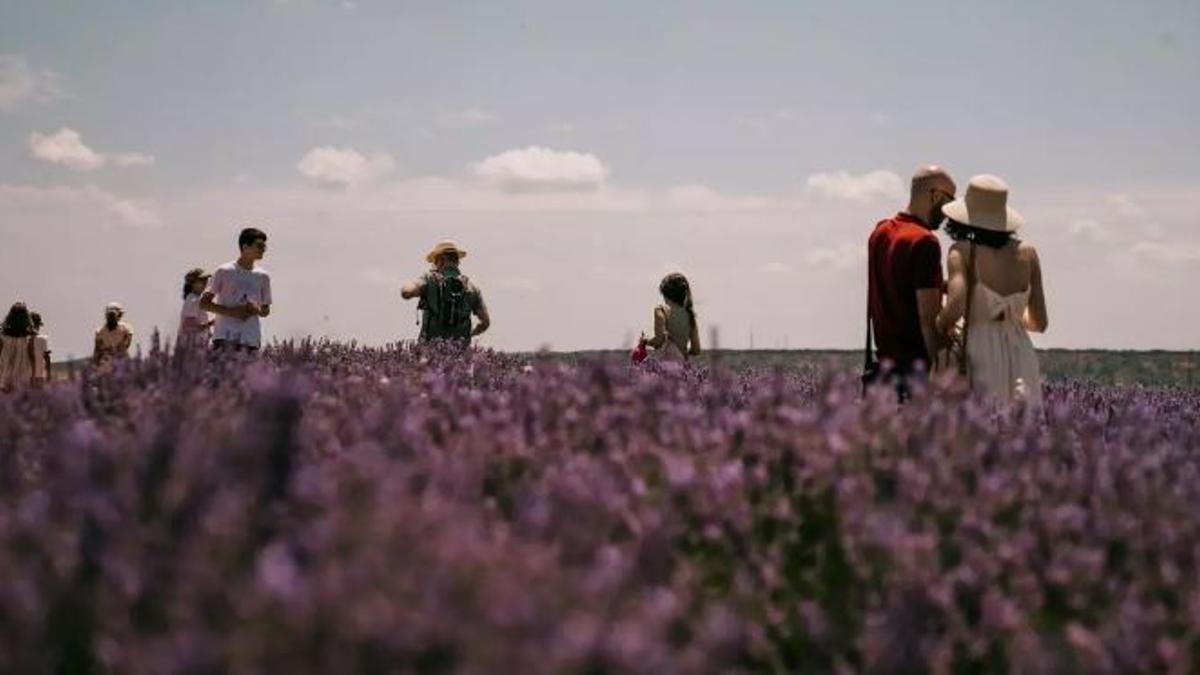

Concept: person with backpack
[[640, 272, 701, 362], [401, 240, 489, 343], [0, 302, 48, 391]]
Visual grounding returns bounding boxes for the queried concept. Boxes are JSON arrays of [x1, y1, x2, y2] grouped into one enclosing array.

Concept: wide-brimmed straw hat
[[185, 268, 211, 283], [942, 174, 1025, 233], [426, 240, 468, 263]]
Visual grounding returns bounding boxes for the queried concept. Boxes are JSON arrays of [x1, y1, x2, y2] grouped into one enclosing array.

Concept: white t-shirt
[[207, 261, 272, 347]]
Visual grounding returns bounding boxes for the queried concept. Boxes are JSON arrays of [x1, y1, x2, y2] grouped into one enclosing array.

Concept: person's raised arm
[[401, 277, 425, 300], [645, 306, 668, 349], [1022, 245, 1048, 333]]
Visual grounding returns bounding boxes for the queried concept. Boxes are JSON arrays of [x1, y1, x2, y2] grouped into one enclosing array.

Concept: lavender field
[[3, 342, 1200, 674]]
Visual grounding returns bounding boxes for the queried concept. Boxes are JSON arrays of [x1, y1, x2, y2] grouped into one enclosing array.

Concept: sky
[[1, 0, 1198, 359]]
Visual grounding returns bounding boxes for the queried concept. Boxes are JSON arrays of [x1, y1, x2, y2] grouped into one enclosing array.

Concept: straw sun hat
[[942, 174, 1025, 233], [426, 240, 468, 263]]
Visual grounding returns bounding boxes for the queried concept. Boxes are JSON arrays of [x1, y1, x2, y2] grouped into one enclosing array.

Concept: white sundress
[[964, 283, 1043, 408]]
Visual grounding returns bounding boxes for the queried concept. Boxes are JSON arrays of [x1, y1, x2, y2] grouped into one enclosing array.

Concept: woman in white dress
[[936, 175, 1048, 407], [0, 303, 48, 392]]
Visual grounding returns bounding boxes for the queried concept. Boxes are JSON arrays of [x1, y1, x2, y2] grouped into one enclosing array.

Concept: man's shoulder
[[215, 261, 238, 273]]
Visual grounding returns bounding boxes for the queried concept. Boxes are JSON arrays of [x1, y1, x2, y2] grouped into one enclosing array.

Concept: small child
[[642, 273, 701, 362], [179, 268, 214, 350]]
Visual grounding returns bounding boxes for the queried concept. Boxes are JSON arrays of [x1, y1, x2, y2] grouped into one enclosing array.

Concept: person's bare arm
[[917, 288, 942, 367], [688, 318, 701, 356], [93, 335, 104, 364], [645, 306, 668, 349], [936, 246, 967, 336], [400, 278, 425, 300], [471, 304, 490, 337], [200, 290, 251, 320], [1022, 245, 1048, 332]]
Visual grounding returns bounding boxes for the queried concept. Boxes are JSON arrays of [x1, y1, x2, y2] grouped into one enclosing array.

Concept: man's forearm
[[921, 324, 940, 369]]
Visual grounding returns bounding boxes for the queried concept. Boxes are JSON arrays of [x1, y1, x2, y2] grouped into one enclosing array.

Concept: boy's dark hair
[[238, 227, 268, 249], [30, 312, 43, 330], [2, 303, 34, 338]]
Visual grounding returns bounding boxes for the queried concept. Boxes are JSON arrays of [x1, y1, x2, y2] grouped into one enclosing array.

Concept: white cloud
[[1066, 219, 1114, 243], [473, 146, 609, 192], [1106, 194, 1146, 218], [110, 152, 156, 168], [806, 169, 905, 202], [105, 195, 161, 227], [0, 183, 160, 228], [0, 54, 65, 110], [662, 184, 775, 211], [28, 128, 154, 171], [1130, 241, 1200, 265], [29, 128, 104, 171], [805, 243, 866, 270], [297, 146, 395, 187]]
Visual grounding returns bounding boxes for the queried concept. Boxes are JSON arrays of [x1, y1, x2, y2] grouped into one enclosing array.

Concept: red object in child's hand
[[631, 338, 648, 364]]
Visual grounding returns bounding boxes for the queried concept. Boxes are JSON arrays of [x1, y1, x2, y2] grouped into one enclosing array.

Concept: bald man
[[866, 166, 957, 397]]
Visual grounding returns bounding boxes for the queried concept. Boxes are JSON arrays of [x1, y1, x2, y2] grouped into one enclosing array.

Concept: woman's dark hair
[[945, 220, 1018, 249], [2, 303, 33, 338], [659, 273, 698, 333]]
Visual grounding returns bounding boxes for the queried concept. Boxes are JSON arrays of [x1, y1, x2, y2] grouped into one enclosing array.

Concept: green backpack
[[419, 271, 474, 340]]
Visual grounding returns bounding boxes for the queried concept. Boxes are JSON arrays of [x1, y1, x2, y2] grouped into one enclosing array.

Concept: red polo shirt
[[867, 212, 943, 372]]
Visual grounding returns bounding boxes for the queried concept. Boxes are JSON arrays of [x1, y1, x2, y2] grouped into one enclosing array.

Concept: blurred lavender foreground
[[2, 341, 1199, 674]]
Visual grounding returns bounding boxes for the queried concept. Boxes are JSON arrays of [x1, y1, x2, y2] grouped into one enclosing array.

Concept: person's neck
[[236, 256, 256, 270], [902, 205, 932, 228]]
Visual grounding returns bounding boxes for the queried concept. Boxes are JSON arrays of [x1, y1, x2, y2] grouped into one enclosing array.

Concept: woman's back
[[0, 335, 46, 391], [965, 241, 1032, 296], [955, 241, 1045, 407], [660, 301, 694, 354]]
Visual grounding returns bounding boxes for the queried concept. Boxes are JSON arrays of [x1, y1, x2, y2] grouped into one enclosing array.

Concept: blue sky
[[2, 0, 1198, 357]]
